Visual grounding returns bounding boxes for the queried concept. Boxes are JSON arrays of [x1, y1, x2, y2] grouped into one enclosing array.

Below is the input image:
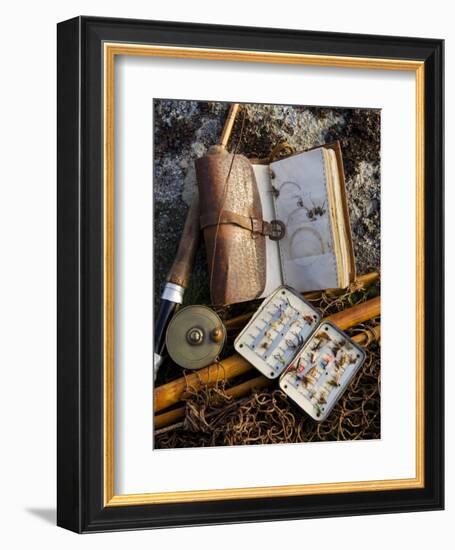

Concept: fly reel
[[165, 305, 226, 370]]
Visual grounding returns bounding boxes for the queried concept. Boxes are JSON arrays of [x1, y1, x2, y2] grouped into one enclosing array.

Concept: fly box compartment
[[234, 286, 321, 379], [279, 321, 366, 421]]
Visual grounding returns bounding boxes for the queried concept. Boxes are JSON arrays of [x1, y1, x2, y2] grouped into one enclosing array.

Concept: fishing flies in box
[[234, 286, 321, 379], [279, 321, 366, 421]]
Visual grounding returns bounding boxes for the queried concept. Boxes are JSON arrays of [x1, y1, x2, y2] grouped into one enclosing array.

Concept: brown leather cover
[[195, 153, 266, 305]]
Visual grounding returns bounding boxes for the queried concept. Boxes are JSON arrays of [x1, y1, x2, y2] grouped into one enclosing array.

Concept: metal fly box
[[279, 321, 366, 421], [234, 286, 321, 379]]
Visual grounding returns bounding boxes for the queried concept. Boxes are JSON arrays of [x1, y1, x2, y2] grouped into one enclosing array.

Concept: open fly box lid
[[234, 286, 321, 379], [279, 321, 366, 421]]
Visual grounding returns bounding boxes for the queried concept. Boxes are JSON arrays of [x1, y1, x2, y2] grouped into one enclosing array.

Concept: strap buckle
[[269, 219, 286, 241], [251, 218, 285, 241]]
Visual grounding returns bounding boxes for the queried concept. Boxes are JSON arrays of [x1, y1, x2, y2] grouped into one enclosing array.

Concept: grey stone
[[366, 199, 380, 217]]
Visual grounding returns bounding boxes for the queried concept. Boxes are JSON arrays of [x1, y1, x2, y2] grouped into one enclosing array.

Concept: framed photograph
[[57, 16, 444, 532]]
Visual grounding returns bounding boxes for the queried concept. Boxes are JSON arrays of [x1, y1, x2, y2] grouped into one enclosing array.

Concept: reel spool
[[165, 305, 226, 370]]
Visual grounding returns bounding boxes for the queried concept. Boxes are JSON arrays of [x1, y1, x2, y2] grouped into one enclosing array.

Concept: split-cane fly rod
[[154, 103, 241, 378]]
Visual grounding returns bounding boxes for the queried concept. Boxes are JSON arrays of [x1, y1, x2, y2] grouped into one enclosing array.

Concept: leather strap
[[200, 210, 285, 241]]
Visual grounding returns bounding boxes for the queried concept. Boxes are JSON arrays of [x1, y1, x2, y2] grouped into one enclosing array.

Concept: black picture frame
[[57, 16, 444, 533]]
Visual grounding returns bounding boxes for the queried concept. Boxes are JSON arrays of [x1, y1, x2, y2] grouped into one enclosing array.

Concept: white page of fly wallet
[[254, 142, 356, 297]]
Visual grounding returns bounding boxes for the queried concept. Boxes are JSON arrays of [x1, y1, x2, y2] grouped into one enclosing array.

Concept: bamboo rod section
[[352, 325, 381, 346], [219, 104, 240, 148], [154, 295, 380, 413], [154, 355, 252, 413], [154, 326, 381, 430], [225, 272, 379, 332], [328, 296, 380, 328], [304, 271, 379, 300], [155, 375, 271, 430]]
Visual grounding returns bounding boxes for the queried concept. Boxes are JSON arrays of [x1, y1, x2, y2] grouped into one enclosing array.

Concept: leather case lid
[[195, 153, 266, 305]]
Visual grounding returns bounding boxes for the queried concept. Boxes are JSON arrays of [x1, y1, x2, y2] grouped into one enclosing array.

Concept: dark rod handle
[[154, 299, 177, 358]]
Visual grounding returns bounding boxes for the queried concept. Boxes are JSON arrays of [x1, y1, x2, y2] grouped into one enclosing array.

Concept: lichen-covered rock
[[154, 100, 381, 310]]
